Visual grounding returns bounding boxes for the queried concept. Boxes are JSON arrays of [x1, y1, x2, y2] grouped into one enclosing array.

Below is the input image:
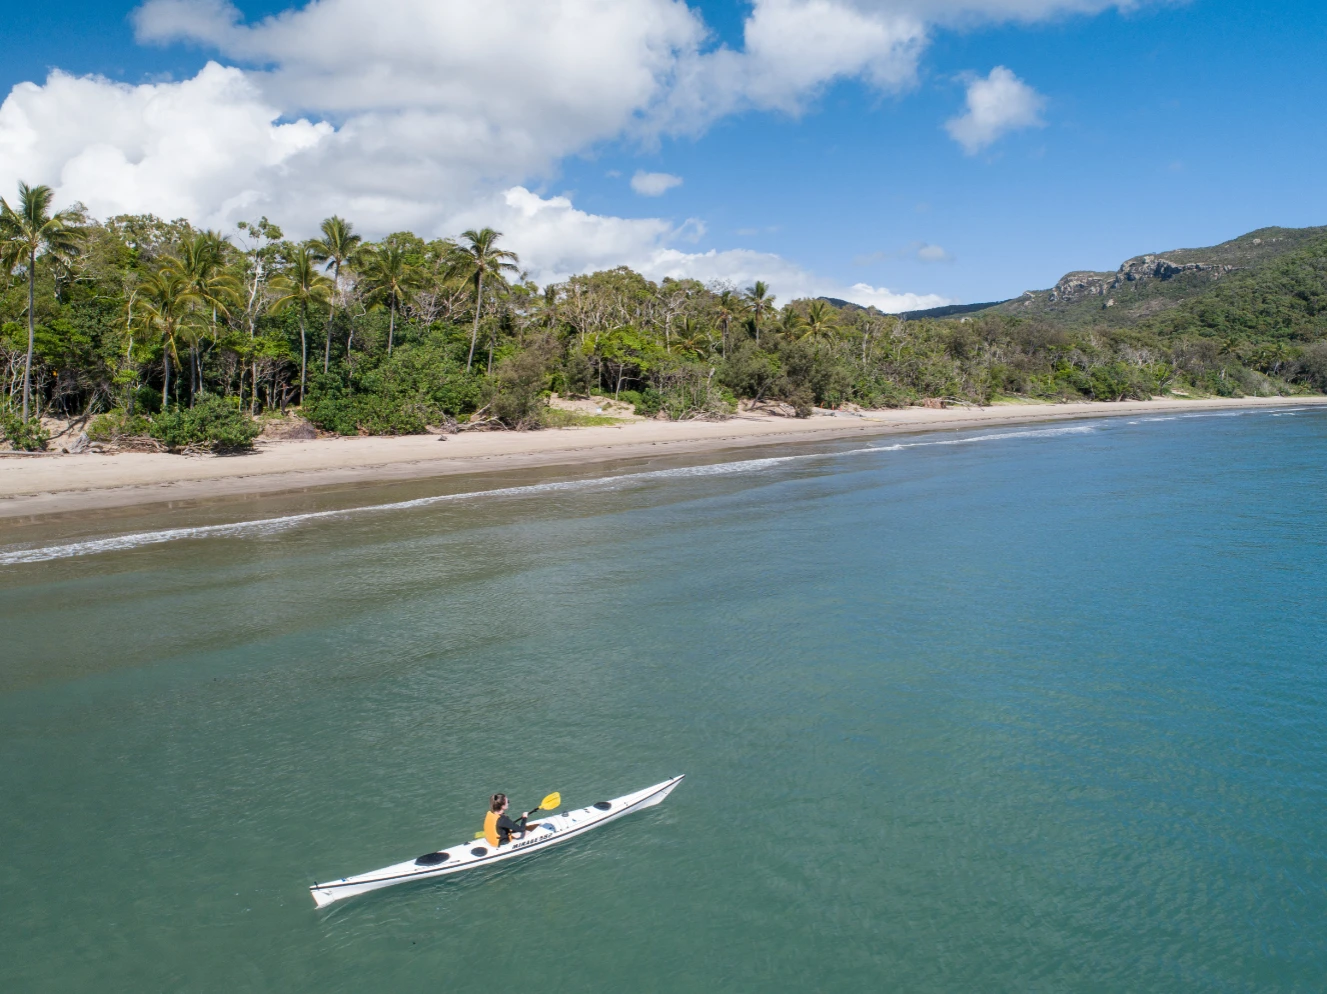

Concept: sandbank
[[1, 396, 1322, 521]]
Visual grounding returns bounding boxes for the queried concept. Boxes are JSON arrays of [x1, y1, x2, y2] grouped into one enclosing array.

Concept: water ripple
[[0, 424, 1097, 565]]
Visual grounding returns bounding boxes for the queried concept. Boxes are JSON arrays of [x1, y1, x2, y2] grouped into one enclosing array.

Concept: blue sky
[[2, 0, 1324, 307]]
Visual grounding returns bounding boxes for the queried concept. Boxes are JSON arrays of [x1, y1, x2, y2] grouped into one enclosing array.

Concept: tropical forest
[[3, 181, 1327, 452]]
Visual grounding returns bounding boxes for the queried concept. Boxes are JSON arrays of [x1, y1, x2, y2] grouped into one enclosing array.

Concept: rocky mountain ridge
[[985, 225, 1327, 328], [1041, 255, 1239, 306]]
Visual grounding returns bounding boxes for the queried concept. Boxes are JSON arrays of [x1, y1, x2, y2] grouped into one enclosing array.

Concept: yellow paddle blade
[[474, 831, 486, 839], [538, 792, 561, 812]]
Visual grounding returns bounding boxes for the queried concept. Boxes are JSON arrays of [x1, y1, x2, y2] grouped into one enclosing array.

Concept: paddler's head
[[490, 793, 508, 813]]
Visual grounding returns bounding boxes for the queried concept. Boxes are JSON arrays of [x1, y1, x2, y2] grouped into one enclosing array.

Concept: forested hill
[[982, 225, 1327, 339]]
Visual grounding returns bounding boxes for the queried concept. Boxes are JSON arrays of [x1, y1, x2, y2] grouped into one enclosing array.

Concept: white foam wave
[[1171, 407, 1311, 420], [1128, 408, 1308, 426], [0, 424, 1094, 565], [867, 424, 1096, 452], [0, 457, 804, 565]]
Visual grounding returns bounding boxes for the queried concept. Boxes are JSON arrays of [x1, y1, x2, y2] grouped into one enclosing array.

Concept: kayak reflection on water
[[483, 793, 535, 846]]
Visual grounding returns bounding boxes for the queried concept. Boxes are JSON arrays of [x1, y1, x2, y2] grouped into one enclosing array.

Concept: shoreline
[[1, 396, 1322, 521]]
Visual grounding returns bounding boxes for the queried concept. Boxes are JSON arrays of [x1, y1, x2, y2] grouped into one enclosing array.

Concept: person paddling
[[483, 793, 536, 847]]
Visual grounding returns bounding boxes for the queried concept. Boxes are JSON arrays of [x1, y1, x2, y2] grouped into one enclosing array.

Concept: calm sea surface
[[2, 409, 1325, 992]]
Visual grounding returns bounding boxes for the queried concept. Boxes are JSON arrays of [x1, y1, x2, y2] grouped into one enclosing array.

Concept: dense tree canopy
[[1, 190, 1321, 450]]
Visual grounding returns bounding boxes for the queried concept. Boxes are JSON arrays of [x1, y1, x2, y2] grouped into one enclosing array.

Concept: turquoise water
[[2, 409, 1325, 992]]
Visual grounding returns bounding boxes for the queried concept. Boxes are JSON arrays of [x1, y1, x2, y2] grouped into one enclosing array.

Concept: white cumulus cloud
[[631, 171, 684, 196], [842, 282, 947, 311], [0, 63, 329, 227], [655, 0, 926, 130], [451, 187, 948, 311], [0, 0, 1147, 299], [945, 66, 1046, 154]]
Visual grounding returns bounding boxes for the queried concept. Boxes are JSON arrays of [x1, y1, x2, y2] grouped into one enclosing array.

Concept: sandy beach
[[1, 396, 1322, 520]]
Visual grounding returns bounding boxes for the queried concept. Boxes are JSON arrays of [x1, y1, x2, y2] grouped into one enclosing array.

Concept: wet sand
[[1, 396, 1322, 521]]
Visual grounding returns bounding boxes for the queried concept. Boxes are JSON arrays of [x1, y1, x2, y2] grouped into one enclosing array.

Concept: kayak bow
[[310, 775, 684, 908]]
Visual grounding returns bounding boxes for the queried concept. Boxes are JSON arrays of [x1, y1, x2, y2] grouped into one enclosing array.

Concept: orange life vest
[[482, 810, 500, 847]]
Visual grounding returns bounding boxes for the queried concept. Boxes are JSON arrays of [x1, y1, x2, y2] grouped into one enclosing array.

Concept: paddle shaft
[[475, 796, 556, 838]]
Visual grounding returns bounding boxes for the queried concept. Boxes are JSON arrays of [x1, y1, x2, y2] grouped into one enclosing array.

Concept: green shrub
[[985, 363, 1029, 398], [488, 337, 557, 427], [615, 389, 645, 411], [352, 394, 433, 435], [301, 379, 361, 435], [633, 388, 665, 417], [1052, 365, 1092, 398], [86, 413, 117, 441], [1088, 362, 1153, 401], [301, 346, 484, 435], [645, 384, 734, 420], [87, 410, 152, 441], [1, 413, 49, 451], [148, 396, 261, 451], [788, 386, 815, 417], [1296, 341, 1327, 390], [640, 360, 735, 420]]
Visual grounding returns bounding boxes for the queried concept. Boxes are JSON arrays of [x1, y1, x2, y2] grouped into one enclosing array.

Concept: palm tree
[[136, 269, 202, 410], [0, 183, 84, 420], [164, 232, 237, 404], [308, 216, 362, 373], [776, 305, 806, 341], [117, 278, 143, 413], [269, 245, 334, 402], [800, 300, 838, 347], [744, 281, 775, 345], [454, 228, 519, 373], [357, 245, 418, 356], [673, 316, 712, 357], [715, 289, 746, 358]]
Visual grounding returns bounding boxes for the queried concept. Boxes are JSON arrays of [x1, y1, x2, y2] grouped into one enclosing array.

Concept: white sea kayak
[[310, 775, 685, 908]]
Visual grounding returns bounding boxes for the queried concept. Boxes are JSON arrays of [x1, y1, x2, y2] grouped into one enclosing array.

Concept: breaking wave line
[[867, 424, 1096, 452], [0, 458, 800, 565], [1, 423, 1096, 565]]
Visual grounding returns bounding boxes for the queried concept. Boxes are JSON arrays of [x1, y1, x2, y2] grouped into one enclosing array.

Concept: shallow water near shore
[[3, 407, 1325, 992]]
